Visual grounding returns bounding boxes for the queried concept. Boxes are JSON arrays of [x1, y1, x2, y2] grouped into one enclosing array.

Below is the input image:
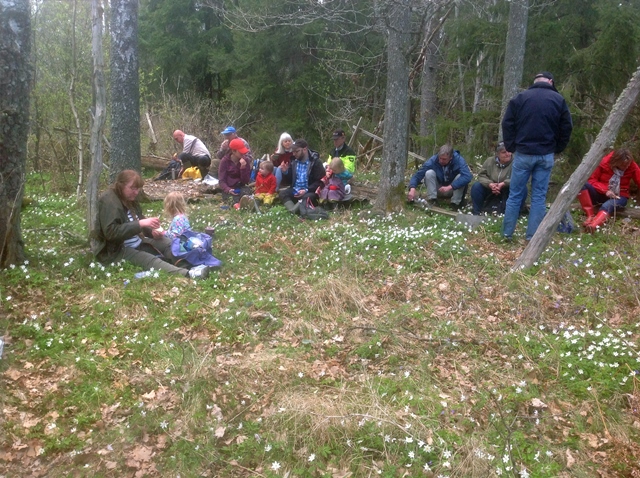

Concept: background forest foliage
[[29, 0, 640, 191]]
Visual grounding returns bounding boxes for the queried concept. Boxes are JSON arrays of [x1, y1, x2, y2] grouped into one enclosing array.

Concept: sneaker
[[188, 265, 210, 280], [345, 184, 351, 194]]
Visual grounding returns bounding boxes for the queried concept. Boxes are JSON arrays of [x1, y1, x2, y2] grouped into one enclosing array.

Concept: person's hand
[[407, 187, 417, 202], [172, 153, 177, 160], [140, 217, 160, 229], [151, 228, 164, 239], [220, 139, 229, 149], [438, 185, 453, 194], [606, 190, 620, 199], [239, 158, 247, 168], [326, 168, 333, 178], [279, 161, 289, 172], [294, 189, 306, 198], [230, 189, 240, 196]]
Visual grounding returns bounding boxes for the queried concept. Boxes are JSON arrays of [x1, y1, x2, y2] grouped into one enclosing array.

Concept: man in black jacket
[[278, 139, 326, 214], [501, 71, 573, 241]]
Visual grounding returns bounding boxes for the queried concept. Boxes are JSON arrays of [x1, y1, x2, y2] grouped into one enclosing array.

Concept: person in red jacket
[[577, 148, 640, 231]]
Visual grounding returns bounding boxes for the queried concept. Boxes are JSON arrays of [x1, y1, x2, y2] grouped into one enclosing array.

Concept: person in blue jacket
[[407, 144, 472, 210], [501, 71, 573, 241]]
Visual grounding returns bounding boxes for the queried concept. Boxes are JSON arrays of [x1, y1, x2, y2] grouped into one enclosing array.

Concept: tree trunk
[[499, 0, 529, 140], [513, 65, 640, 270], [87, 0, 107, 248], [69, 0, 84, 201], [419, 16, 439, 159], [109, 0, 140, 182], [374, 0, 411, 214], [0, 0, 31, 268]]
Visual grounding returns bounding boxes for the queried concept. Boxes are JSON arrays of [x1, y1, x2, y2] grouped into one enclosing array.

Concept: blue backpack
[[171, 230, 222, 268]]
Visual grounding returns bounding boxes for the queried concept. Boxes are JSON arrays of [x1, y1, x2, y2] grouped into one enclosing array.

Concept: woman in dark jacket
[[92, 170, 209, 279]]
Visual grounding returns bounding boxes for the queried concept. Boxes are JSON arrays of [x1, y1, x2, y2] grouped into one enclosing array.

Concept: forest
[[27, 0, 640, 191]]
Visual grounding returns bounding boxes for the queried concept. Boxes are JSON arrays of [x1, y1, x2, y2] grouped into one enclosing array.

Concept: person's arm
[[501, 100, 517, 152], [218, 157, 232, 193], [408, 158, 432, 189], [555, 100, 573, 154], [266, 174, 277, 194], [308, 160, 328, 193], [588, 158, 610, 195], [450, 154, 473, 190], [239, 154, 252, 184], [217, 140, 229, 159], [476, 158, 493, 188]]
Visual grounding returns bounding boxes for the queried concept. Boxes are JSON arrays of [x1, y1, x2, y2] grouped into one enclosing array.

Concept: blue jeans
[[583, 183, 628, 214], [502, 152, 554, 240]]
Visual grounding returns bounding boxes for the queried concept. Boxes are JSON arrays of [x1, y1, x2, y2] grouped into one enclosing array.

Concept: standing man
[[407, 144, 472, 210], [214, 126, 252, 178], [278, 139, 325, 214], [501, 71, 573, 241], [172, 130, 212, 178]]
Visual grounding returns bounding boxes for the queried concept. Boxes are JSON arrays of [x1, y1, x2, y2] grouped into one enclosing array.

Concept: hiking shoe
[[188, 265, 210, 280], [450, 202, 462, 211], [426, 198, 439, 207]]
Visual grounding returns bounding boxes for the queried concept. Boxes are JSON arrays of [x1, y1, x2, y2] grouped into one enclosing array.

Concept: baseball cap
[[229, 138, 248, 154], [221, 126, 236, 135], [332, 129, 346, 139], [534, 71, 554, 82]]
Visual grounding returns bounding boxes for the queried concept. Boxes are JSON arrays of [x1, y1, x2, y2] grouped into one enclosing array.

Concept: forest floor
[[2, 174, 640, 477]]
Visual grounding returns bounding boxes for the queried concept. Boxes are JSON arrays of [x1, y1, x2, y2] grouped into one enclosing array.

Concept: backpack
[[556, 210, 575, 234], [182, 167, 202, 180], [171, 230, 222, 268], [298, 197, 329, 221], [154, 159, 182, 181]]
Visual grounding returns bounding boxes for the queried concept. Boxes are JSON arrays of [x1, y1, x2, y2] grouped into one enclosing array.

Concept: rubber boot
[[585, 210, 609, 233], [577, 189, 595, 227], [283, 200, 300, 214]]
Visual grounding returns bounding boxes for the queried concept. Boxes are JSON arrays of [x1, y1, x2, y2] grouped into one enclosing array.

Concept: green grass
[[2, 177, 640, 476]]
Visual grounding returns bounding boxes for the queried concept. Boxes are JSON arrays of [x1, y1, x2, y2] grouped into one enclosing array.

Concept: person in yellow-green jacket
[[328, 129, 356, 193]]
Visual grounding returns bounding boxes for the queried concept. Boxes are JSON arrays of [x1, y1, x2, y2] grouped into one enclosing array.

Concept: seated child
[[162, 191, 191, 239], [330, 157, 352, 193], [317, 157, 349, 203], [254, 160, 277, 205]]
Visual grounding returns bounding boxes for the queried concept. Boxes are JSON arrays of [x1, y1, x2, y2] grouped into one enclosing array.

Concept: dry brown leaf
[[131, 445, 153, 462], [214, 426, 226, 438], [105, 461, 117, 469], [566, 449, 576, 468], [4, 369, 22, 381]]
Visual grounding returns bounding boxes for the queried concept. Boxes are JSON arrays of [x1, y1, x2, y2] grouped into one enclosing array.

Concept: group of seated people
[[169, 126, 358, 213], [408, 142, 639, 233]]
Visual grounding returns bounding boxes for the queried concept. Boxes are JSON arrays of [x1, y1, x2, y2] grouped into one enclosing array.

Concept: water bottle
[[134, 271, 152, 279], [0, 337, 4, 359]]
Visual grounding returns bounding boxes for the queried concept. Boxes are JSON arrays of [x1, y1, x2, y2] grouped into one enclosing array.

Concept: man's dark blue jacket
[[409, 150, 472, 190], [502, 82, 573, 155]]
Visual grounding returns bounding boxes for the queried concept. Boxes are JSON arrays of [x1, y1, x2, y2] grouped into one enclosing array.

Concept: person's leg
[[450, 174, 466, 206], [198, 155, 211, 178], [274, 168, 283, 189], [599, 196, 627, 215], [209, 158, 221, 179], [470, 182, 490, 215], [423, 170, 438, 200], [502, 152, 533, 239], [123, 246, 189, 276], [524, 153, 554, 240]]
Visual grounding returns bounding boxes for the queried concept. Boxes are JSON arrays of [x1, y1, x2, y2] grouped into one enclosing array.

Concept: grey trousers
[[123, 237, 189, 276], [423, 170, 466, 205]]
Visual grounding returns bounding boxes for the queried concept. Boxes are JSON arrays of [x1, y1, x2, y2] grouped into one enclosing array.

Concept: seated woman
[[92, 170, 210, 280], [577, 148, 640, 231], [271, 132, 294, 190], [218, 138, 252, 206]]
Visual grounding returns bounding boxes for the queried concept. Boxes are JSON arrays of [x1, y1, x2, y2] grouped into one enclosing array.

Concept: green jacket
[[476, 156, 513, 188], [92, 189, 152, 264]]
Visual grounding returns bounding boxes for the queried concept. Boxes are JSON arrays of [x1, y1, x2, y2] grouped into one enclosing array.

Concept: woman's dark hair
[[609, 149, 633, 170], [112, 170, 144, 205]]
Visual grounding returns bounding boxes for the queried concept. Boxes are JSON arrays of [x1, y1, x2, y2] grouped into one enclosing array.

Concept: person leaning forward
[[407, 144, 472, 210], [172, 130, 212, 178]]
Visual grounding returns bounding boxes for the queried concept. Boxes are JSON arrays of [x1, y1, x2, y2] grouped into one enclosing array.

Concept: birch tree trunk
[[69, 0, 84, 201], [110, 0, 140, 181], [0, 0, 31, 267], [374, 0, 411, 213], [499, 0, 529, 140], [513, 65, 640, 270], [87, 0, 107, 247], [419, 16, 439, 159]]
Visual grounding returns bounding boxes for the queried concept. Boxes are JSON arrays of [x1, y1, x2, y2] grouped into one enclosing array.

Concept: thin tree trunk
[[419, 15, 439, 159], [514, 65, 640, 270], [374, 0, 411, 213], [0, 0, 31, 267], [88, 0, 107, 248], [499, 0, 529, 140], [69, 0, 84, 201]]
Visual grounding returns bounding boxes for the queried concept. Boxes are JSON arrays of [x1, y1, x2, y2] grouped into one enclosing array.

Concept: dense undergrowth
[[1, 176, 640, 477]]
